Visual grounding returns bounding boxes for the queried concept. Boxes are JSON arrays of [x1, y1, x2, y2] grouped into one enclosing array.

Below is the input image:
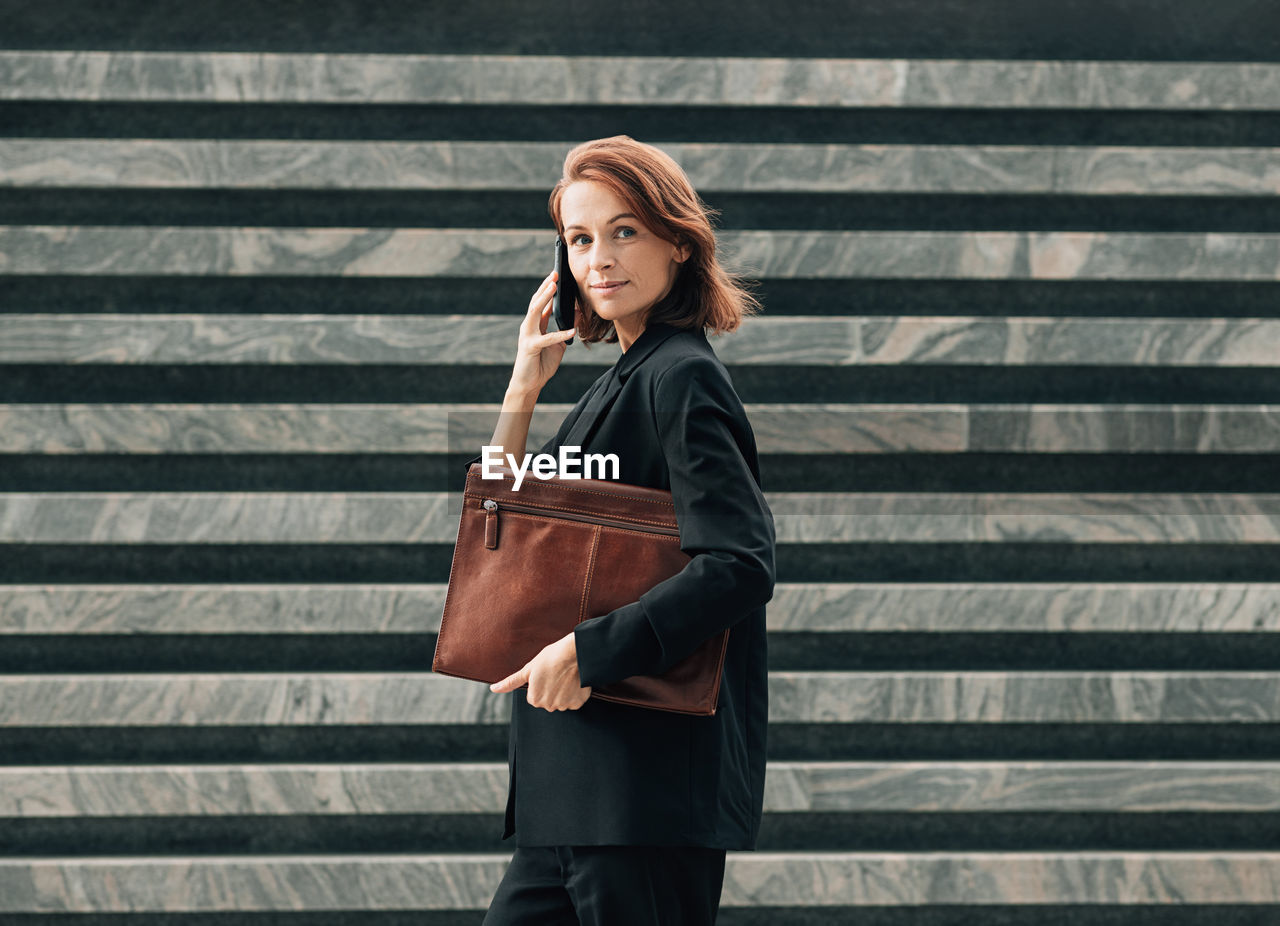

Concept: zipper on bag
[[479, 496, 679, 549]]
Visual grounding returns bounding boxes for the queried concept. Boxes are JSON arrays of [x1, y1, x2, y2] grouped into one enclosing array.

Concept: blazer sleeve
[[573, 354, 777, 689]]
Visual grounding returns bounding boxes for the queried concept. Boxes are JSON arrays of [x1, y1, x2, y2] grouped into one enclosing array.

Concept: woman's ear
[[675, 240, 692, 263]]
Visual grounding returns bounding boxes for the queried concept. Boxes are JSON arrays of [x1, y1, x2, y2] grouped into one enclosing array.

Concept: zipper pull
[[482, 498, 498, 549]]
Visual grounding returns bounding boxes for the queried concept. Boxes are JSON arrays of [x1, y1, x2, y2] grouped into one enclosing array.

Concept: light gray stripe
[[0, 584, 450, 633], [4, 583, 1276, 634], [4, 227, 1279, 279], [1, 671, 1275, 726], [3, 491, 1279, 544], [6, 139, 1279, 195], [0, 673, 508, 726], [763, 760, 1280, 812], [6, 316, 1280, 366], [4, 760, 1278, 817], [769, 671, 1280, 722], [1, 51, 1276, 109], [1, 851, 1277, 910], [5, 403, 1280, 454]]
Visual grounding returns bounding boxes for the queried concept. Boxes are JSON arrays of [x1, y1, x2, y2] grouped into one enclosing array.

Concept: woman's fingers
[[496, 642, 591, 711], [518, 324, 575, 361], [489, 663, 530, 693], [523, 272, 557, 333], [508, 272, 571, 394], [539, 327, 576, 349]]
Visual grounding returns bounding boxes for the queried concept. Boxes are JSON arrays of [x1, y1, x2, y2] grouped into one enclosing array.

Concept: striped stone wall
[[1, 4, 1279, 923]]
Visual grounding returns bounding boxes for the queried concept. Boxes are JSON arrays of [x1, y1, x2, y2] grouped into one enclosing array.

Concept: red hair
[[548, 135, 762, 345]]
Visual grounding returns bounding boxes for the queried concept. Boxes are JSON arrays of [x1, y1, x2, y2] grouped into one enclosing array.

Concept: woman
[[469, 135, 776, 926]]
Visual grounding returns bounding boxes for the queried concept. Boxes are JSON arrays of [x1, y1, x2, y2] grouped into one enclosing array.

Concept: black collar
[[614, 322, 693, 382]]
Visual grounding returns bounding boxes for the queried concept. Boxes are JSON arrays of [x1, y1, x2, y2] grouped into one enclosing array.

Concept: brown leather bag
[[432, 462, 729, 716]]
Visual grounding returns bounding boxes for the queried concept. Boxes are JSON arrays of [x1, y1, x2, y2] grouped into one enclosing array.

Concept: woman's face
[[560, 180, 689, 340]]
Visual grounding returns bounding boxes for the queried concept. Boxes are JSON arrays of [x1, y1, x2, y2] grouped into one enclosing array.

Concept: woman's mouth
[[591, 282, 627, 296]]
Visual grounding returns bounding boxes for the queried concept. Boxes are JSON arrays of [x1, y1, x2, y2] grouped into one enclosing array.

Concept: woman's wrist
[[503, 384, 541, 408]]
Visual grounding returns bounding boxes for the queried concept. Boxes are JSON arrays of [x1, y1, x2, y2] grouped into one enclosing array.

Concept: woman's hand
[[507, 271, 579, 397], [490, 631, 592, 711]]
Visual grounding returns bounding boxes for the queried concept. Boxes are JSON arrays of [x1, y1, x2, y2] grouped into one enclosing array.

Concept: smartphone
[[552, 236, 580, 346]]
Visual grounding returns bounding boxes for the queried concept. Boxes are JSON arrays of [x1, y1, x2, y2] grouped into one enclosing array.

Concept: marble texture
[[0, 673, 510, 727], [2, 51, 1278, 109], [4, 227, 1280, 279], [763, 491, 1280, 544], [0, 763, 510, 817], [6, 315, 1280, 366], [1, 671, 1277, 726], [5, 403, 1280, 454], [2, 583, 1277, 635], [768, 671, 1280, 723], [4, 491, 1280, 544], [0, 492, 458, 544], [963, 404, 1280, 453], [6, 139, 1280, 195], [0, 854, 513, 912], [4, 760, 1278, 817], [0, 852, 1278, 910], [0, 402, 566, 454], [761, 760, 1280, 812], [0, 584, 448, 633], [722, 852, 1280, 905]]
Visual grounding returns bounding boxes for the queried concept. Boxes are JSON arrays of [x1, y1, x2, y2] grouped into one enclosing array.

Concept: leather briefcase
[[432, 462, 729, 716]]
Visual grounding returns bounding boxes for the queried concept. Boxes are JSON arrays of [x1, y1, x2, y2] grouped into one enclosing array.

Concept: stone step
[[6, 315, 1279, 366], [1, 671, 1276, 726], [2, 51, 1276, 110], [0, 851, 1277, 910], [3, 491, 1278, 544], [4, 402, 1278, 454], [4, 760, 1279, 816], [3, 583, 1276, 634], [7, 139, 1279, 195], [4, 227, 1277, 279]]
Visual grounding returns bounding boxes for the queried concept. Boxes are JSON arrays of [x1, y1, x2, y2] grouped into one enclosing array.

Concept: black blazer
[[463, 321, 776, 849]]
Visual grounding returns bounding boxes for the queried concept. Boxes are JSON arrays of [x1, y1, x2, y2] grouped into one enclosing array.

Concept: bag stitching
[[578, 525, 601, 626]]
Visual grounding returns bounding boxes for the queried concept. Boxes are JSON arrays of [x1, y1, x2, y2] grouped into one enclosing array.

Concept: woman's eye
[[569, 227, 634, 246]]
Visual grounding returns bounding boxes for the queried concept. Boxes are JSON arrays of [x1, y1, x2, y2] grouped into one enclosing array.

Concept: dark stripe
[[2, 723, 1278, 764], [5, 102, 1280, 145], [4, 631, 1280, 674], [0, 812, 1275, 856], [720, 908, 1280, 926], [6, 189, 1280, 232], [5, 366, 1280, 403], [3, 277, 1277, 318], [0, 725, 509, 764], [3, 453, 1279, 493], [0, 0, 1274, 59], [766, 723, 1280, 761], [1, 543, 1278, 582]]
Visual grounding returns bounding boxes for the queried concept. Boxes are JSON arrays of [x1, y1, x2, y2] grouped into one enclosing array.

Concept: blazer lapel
[[559, 322, 686, 451], [561, 364, 621, 450]]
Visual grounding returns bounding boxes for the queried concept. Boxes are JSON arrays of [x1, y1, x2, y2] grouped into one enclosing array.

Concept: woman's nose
[[589, 244, 614, 269]]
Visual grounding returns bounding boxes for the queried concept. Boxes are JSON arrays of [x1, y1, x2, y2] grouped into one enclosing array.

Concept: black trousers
[[481, 844, 728, 926]]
